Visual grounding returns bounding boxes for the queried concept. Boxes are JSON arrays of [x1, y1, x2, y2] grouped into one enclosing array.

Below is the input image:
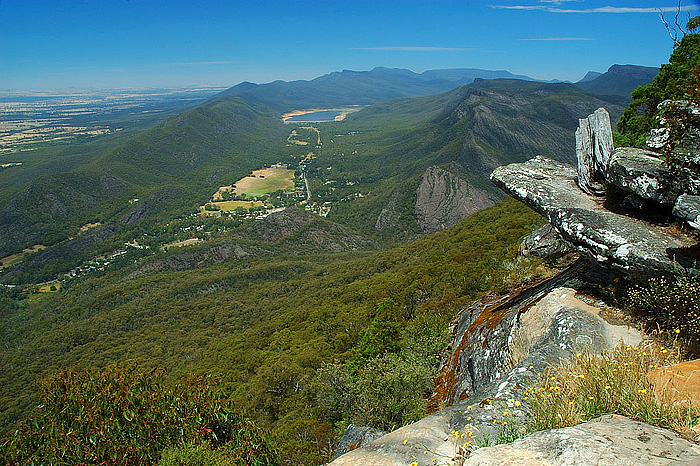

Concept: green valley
[[0, 63, 664, 465]]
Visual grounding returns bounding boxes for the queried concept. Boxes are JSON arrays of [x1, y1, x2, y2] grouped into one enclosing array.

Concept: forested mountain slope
[[0, 198, 545, 464], [0, 77, 630, 284], [0, 95, 288, 259], [321, 79, 627, 237], [574, 64, 659, 96]]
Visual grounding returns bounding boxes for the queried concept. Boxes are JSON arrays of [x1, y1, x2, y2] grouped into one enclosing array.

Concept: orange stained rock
[[648, 358, 700, 409]]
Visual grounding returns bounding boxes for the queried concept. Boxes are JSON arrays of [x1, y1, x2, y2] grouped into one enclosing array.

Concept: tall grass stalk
[[527, 341, 698, 437]]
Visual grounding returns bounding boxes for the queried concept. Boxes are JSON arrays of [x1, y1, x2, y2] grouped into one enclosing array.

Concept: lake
[[285, 110, 340, 122]]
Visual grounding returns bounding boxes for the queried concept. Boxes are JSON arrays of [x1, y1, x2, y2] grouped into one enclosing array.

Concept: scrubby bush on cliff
[[0, 363, 277, 466], [627, 275, 700, 354], [617, 23, 700, 147], [344, 298, 403, 374], [310, 299, 441, 432]]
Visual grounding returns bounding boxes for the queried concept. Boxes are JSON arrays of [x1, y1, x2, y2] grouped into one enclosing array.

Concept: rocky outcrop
[[576, 108, 614, 195], [606, 147, 684, 206], [647, 100, 700, 167], [490, 156, 695, 278], [492, 103, 700, 274], [674, 194, 700, 230], [463, 414, 699, 466], [331, 425, 386, 461], [330, 270, 648, 466], [434, 262, 640, 407], [520, 224, 568, 258], [415, 166, 497, 234]]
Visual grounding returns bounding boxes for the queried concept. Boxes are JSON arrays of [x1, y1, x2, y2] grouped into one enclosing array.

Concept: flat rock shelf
[[490, 156, 697, 278]]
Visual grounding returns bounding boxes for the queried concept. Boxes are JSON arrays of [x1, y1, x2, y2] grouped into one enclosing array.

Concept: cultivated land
[[232, 166, 295, 197], [0, 87, 224, 154], [199, 200, 265, 215], [0, 244, 45, 268], [161, 238, 204, 249]]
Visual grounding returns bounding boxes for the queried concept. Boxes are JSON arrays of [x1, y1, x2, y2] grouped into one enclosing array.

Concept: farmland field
[[161, 238, 204, 249], [233, 167, 295, 197], [199, 200, 265, 214], [0, 244, 45, 268]]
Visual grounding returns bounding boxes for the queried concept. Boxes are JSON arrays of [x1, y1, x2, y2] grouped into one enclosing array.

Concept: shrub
[[158, 443, 230, 466], [352, 353, 434, 430], [310, 353, 436, 433], [0, 363, 277, 466], [345, 298, 403, 374], [627, 275, 700, 350], [527, 341, 698, 436], [617, 32, 700, 147]]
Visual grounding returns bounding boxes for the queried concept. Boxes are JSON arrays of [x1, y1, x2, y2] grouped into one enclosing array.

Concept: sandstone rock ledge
[[490, 156, 696, 278], [464, 414, 700, 466]]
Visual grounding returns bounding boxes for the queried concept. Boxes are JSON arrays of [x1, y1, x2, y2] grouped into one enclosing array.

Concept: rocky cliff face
[[330, 103, 700, 465], [415, 165, 498, 234], [328, 262, 678, 465], [491, 105, 700, 280]]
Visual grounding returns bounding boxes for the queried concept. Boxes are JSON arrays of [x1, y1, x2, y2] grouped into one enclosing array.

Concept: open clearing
[[287, 129, 309, 145], [199, 200, 265, 215], [0, 244, 45, 269], [162, 238, 204, 249], [233, 167, 295, 197], [38, 281, 61, 293], [79, 222, 101, 233], [200, 166, 295, 215]]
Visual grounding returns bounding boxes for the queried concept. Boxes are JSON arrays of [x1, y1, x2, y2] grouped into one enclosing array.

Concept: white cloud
[[519, 37, 594, 40], [490, 4, 699, 13], [166, 61, 237, 67], [351, 46, 477, 52]]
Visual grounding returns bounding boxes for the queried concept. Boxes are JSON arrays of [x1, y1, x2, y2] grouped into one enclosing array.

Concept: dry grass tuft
[[527, 340, 699, 438]]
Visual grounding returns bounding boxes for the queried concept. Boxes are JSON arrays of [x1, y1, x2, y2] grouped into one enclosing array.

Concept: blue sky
[[1, 0, 699, 90]]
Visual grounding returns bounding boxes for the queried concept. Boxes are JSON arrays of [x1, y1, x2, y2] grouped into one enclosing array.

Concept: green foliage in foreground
[[0, 199, 544, 465], [344, 298, 403, 374], [627, 274, 700, 355], [0, 363, 277, 466], [617, 32, 700, 147]]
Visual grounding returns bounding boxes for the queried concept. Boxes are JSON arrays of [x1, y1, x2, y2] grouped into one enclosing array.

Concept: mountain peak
[[578, 71, 603, 83], [575, 64, 659, 97]]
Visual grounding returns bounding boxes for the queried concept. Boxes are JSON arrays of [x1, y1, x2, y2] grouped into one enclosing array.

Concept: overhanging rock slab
[[606, 147, 683, 206], [490, 156, 697, 278]]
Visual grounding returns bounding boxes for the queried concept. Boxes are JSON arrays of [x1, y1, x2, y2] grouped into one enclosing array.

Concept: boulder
[[490, 156, 696, 278], [435, 268, 642, 407], [576, 108, 614, 195], [520, 224, 568, 258], [648, 359, 700, 410], [606, 147, 683, 206], [332, 425, 386, 461], [673, 194, 700, 230], [463, 414, 699, 466]]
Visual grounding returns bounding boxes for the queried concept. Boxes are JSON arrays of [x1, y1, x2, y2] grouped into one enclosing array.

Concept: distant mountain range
[[575, 64, 659, 96], [217, 67, 537, 110], [216, 64, 659, 112], [578, 71, 603, 83]]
